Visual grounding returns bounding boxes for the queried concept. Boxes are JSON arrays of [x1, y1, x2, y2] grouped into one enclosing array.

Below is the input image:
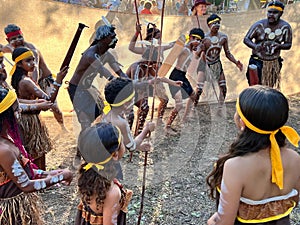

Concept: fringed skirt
[[261, 59, 281, 89], [18, 113, 52, 159], [0, 192, 44, 225]]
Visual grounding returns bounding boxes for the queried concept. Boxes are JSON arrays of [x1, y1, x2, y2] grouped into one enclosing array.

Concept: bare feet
[[164, 126, 177, 135]]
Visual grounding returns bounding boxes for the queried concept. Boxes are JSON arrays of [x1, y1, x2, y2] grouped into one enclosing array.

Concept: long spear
[[137, 0, 166, 224], [129, 0, 144, 162]]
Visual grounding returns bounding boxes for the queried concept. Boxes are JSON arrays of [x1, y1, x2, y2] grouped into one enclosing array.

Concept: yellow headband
[[0, 52, 3, 57], [83, 127, 122, 172], [268, 5, 283, 11], [185, 34, 202, 44], [9, 50, 34, 76], [0, 90, 17, 113], [236, 98, 299, 189], [103, 91, 135, 115], [208, 18, 220, 25]]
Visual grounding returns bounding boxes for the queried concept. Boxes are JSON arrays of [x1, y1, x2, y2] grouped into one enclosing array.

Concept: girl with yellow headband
[[102, 78, 155, 166], [10, 47, 69, 170], [207, 85, 300, 225], [75, 122, 132, 225], [0, 86, 73, 224]]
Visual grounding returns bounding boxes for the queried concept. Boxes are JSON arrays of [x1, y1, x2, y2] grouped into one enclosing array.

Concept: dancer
[[207, 85, 300, 225], [75, 122, 132, 225], [10, 47, 69, 170], [244, 1, 292, 88], [0, 86, 72, 224], [164, 28, 204, 134], [189, 14, 243, 117], [3, 24, 68, 131], [68, 23, 127, 167], [103, 78, 155, 153], [127, 23, 178, 135]]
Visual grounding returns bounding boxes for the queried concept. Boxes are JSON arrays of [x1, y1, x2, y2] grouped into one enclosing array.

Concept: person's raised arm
[[21, 66, 68, 102], [128, 24, 144, 55], [37, 48, 53, 80]]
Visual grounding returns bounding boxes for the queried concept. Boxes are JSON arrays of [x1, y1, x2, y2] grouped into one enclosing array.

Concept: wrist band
[[53, 81, 62, 87], [135, 31, 139, 37]]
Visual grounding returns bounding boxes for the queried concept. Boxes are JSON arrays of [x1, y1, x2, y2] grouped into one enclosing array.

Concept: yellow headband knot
[[268, 5, 283, 11], [103, 91, 135, 115], [208, 18, 220, 25], [83, 127, 122, 172], [236, 99, 299, 190], [0, 90, 17, 113], [9, 50, 34, 76], [83, 155, 113, 171]]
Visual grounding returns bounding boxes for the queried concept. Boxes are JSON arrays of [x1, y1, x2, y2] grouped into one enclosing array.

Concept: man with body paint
[[243, 1, 292, 89], [67, 24, 128, 167]]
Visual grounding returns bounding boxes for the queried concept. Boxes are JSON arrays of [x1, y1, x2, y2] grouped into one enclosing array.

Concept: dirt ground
[[40, 94, 300, 225]]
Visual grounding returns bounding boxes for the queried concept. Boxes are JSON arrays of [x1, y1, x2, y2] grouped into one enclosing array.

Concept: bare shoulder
[[283, 148, 300, 164], [0, 139, 15, 162], [105, 182, 121, 203], [19, 77, 36, 88], [25, 42, 37, 51]]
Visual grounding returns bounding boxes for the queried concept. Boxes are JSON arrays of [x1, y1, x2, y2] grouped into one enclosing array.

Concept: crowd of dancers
[[0, 1, 300, 225]]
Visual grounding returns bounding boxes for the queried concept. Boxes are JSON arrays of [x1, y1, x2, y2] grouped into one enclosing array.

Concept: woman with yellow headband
[[10, 47, 69, 170], [75, 122, 132, 225], [206, 85, 300, 225], [0, 86, 73, 224]]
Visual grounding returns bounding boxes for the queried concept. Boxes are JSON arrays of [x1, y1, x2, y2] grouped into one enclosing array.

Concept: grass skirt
[[0, 192, 44, 225], [18, 113, 53, 159]]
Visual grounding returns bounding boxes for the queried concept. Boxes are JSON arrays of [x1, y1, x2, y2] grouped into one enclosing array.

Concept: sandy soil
[[40, 95, 300, 225]]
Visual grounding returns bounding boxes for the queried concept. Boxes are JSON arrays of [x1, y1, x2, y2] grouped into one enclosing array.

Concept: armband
[[126, 141, 136, 152], [53, 81, 62, 87]]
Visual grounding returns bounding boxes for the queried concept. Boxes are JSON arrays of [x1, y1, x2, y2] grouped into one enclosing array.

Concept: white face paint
[[12, 159, 30, 188], [108, 37, 118, 47]]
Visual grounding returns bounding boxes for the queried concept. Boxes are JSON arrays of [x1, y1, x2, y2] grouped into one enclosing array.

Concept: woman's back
[[228, 147, 300, 201]]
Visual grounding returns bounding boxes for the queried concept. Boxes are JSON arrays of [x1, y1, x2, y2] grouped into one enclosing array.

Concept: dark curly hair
[[77, 122, 121, 209], [11, 47, 31, 94], [104, 77, 134, 105], [206, 85, 289, 199]]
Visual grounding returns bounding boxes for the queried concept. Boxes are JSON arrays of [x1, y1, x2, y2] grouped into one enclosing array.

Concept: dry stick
[[137, 1, 166, 224], [129, 0, 144, 162], [134, 0, 143, 41], [196, 14, 201, 29]]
